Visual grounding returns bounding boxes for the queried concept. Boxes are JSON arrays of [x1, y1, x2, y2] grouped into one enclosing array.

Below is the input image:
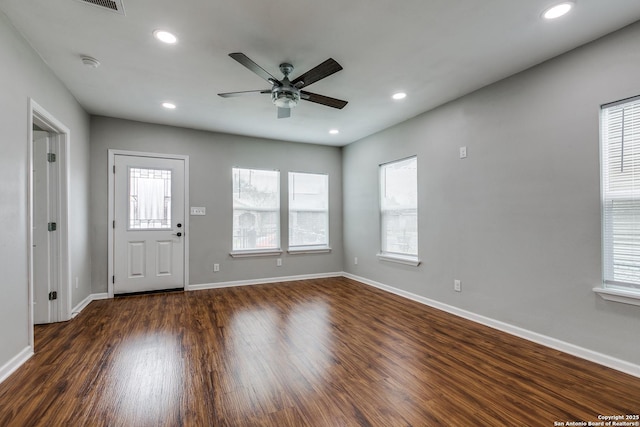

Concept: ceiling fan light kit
[[272, 91, 299, 108], [218, 53, 348, 119]]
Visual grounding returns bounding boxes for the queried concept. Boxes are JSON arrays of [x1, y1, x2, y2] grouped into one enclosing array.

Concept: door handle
[[173, 232, 182, 237]]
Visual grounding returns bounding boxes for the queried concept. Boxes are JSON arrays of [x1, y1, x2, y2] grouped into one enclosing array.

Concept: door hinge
[[113, 220, 115, 228], [112, 276, 115, 284], [47, 222, 57, 232], [48, 291, 57, 301], [47, 153, 56, 163], [113, 165, 116, 173]]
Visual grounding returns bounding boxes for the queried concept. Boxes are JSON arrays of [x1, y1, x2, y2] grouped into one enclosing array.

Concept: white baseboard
[[71, 293, 109, 318], [343, 272, 640, 379], [0, 346, 33, 384], [188, 272, 343, 291]]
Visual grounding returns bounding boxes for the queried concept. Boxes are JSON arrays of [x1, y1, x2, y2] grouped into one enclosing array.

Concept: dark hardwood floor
[[0, 277, 638, 426]]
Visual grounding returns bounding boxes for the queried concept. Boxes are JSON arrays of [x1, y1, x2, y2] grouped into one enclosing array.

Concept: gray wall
[[343, 21, 640, 365], [0, 11, 91, 368], [90, 117, 343, 292]]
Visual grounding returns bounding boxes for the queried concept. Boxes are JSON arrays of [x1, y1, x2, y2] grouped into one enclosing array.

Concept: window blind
[[602, 96, 640, 292]]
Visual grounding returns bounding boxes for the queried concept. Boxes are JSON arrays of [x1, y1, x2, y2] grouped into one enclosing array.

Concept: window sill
[[288, 246, 332, 254], [377, 253, 421, 267], [593, 287, 640, 307], [230, 249, 283, 258]]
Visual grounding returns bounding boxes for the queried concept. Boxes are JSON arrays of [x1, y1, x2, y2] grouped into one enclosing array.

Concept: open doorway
[[28, 99, 71, 348]]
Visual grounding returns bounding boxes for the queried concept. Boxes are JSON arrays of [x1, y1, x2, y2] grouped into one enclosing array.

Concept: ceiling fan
[[218, 53, 348, 119]]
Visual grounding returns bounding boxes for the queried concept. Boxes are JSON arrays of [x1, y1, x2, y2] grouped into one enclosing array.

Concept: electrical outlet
[[354, 257, 358, 265], [459, 146, 467, 159], [454, 279, 461, 292], [75, 277, 79, 289], [213, 263, 219, 272], [276, 258, 282, 267]]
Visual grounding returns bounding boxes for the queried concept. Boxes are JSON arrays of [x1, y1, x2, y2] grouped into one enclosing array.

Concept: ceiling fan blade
[[300, 91, 348, 109], [218, 89, 271, 98], [229, 53, 282, 86], [291, 58, 343, 88], [277, 107, 291, 119]]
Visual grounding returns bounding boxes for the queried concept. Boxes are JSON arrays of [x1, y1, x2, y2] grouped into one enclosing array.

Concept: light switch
[[190, 207, 206, 216], [459, 146, 467, 159]]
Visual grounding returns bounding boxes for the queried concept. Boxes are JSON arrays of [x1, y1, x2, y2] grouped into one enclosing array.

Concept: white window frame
[[287, 172, 331, 254], [230, 167, 282, 258], [595, 95, 640, 306], [377, 156, 420, 266]]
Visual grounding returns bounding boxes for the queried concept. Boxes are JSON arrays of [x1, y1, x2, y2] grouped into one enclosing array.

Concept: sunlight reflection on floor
[[226, 301, 333, 412], [106, 332, 183, 424]]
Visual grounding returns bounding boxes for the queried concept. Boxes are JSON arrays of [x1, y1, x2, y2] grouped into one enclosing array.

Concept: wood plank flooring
[[0, 277, 638, 426]]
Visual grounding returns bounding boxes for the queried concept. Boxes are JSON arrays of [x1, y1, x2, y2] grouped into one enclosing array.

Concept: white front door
[[33, 130, 59, 323], [113, 155, 185, 294]]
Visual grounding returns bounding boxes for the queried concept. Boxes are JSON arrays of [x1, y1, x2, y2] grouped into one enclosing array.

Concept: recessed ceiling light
[[392, 92, 407, 100], [153, 30, 177, 44], [329, 129, 339, 135], [543, 2, 574, 20], [162, 102, 176, 109]]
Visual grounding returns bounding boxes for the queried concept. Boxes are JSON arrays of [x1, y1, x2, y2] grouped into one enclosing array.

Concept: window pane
[[381, 158, 418, 211], [233, 168, 280, 250], [289, 172, 328, 247], [382, 210, 418, 255], [129, 167, 172, 229], [380, 157, 418, 256]]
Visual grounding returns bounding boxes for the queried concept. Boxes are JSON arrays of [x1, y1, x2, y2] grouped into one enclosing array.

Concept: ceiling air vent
[[75, 0, 126, 15]]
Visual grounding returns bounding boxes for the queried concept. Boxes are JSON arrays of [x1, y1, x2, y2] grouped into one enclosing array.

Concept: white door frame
[[28, 99, 71, 342], [107, 149, 190, 298]]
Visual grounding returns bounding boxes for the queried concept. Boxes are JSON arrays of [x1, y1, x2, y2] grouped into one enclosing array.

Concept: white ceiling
[[3, 1, 640, 146]]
